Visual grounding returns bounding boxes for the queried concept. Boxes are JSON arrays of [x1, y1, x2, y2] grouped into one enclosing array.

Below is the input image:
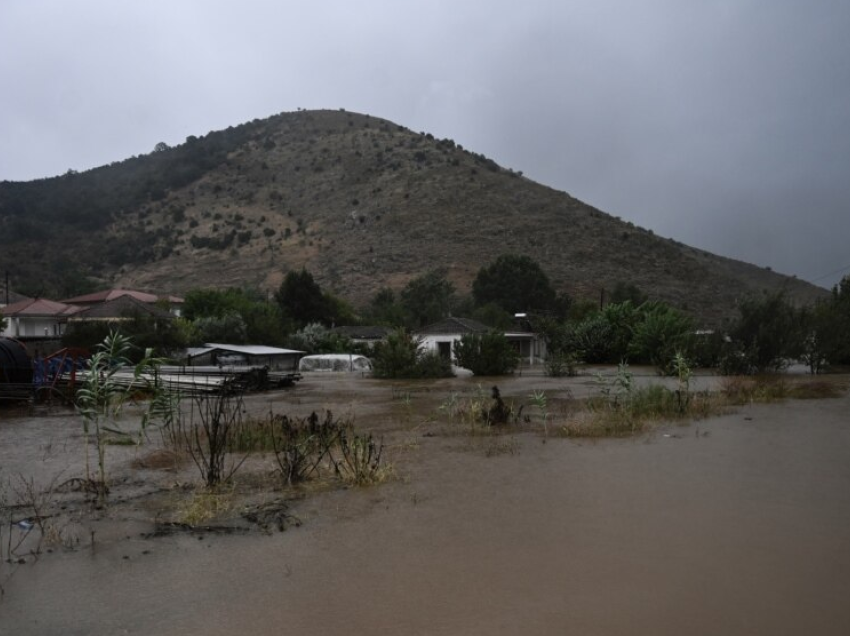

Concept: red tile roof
[[68, 295, 173, 320], [1, 297, 81, 317], [61, 289, 184, 305]]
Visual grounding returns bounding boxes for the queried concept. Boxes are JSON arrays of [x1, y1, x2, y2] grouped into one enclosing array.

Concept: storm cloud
[[2, 0, 848, 287]]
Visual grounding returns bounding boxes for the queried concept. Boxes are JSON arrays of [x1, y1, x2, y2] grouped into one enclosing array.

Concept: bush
[[415, 351, 454, 378], [722, 291, 801, 374], [628, 302, 694, 374], [573, 314, 615, 363], [545, 351, 579, 377], [453, 332, 519, 376], [371, 329, 453, 379]]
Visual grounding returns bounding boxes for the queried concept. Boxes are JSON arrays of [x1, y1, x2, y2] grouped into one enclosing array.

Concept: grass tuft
[[177, 488, 234, 526]]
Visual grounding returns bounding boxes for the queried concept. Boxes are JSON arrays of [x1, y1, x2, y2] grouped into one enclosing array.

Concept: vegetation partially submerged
[[432, 359, 847, 442], [1, 331, 847, 596]]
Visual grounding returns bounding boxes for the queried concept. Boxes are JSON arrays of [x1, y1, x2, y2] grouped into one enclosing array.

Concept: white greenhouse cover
[[298, 354, 372, 372]]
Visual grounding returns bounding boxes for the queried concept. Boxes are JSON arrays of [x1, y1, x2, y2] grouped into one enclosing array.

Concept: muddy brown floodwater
[[1, 370, 850, 635]]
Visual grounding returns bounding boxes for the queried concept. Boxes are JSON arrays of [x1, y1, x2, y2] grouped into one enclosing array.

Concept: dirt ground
[[1, 367, 849, 635]]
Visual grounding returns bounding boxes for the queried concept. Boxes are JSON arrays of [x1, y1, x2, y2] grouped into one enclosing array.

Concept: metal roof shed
[[187, 343, 305, 372]]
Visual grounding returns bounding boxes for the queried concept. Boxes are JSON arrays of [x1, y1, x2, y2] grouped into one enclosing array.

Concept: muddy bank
[[1, 371, 849, 634]]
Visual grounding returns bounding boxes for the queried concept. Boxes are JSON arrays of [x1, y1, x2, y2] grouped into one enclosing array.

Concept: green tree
[[274, 269, 355, 330], [469, 302, 514, 330], [573, 314, 615, 363], [287, 322, 359, 354], [628, 302, 694, 374], [62, 311, 187, 361], [601, 301, 642, 361], [472, 254, 560, 315], [828, 275, 850, 364], [182, 287, 284, 345], [452, 332, 520, 376], [275, 269, 330, 330], [721, 291, 802, 374], [365, 287, 407, 327], [193, 311, 248, 344], [796, 276, 850, 371], [609, 282, 648, 306], [241, 301, 286, 346], [797, 302, 835, 374], [400, 268, 455, 328], [323, 291, 358, 327]]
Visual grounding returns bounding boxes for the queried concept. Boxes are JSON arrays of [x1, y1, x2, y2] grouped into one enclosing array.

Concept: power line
[[810, 263, 850, 284]]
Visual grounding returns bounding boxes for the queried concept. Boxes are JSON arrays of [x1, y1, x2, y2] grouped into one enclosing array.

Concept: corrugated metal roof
[[200, 343, 305, 355]]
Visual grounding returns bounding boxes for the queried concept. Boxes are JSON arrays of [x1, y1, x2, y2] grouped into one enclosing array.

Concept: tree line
[[59, 255, 850, 377]]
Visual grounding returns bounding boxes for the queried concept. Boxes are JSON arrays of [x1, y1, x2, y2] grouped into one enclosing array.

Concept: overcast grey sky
[[2, 0, 849, 288]]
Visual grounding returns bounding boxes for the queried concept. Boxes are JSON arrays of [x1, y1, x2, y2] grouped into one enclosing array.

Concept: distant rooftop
[[61, 288, 184, 305], [332, 325, 392, 340], [68, 295, 173, 321], [0, 297, 80, 317], [0, 284, 31, 307], [416, 317, 492, 335]]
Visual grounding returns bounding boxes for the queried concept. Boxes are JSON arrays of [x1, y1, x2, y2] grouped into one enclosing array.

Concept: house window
[[437, 341, 452, 360]]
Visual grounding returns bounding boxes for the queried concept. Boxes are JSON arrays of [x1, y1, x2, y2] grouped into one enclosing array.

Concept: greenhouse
[[298, 354, 372, 373]]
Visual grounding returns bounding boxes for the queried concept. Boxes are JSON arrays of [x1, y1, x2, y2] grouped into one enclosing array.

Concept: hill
[[0, 109, 826, 325]]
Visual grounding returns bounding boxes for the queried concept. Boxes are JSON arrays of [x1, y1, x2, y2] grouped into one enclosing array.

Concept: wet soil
[[1, 369, 849, 635]]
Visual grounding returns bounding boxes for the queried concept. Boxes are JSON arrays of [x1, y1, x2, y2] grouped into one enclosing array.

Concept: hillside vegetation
[[0, 109, 825, 325]]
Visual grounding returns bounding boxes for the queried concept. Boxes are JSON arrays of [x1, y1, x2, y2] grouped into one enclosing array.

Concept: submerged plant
[[76, 332, 134, 502], [336, 430, 388, 486], [529, 389, 549, 438], [185, 390, 249, 488], [672, 351, 692, 413], [76, 332, 179, 503], [270, 411, 349, 485]]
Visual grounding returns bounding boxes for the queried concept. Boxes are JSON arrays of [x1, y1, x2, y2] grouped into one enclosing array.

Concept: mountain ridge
[[0, 109, 826, 325]]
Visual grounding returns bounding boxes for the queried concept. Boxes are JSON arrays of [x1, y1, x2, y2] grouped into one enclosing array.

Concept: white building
[[0, 297, 80, 340]]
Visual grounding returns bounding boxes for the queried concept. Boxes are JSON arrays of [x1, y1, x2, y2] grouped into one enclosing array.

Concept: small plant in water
[[529, 389, 549, 438], [595, 362, 634, 409], [672, 351, 692, 413], [76, 332, 179, 503], [76, 332, 134, 502], [336, 430, 388, 486], [438, 391, 461, 424]]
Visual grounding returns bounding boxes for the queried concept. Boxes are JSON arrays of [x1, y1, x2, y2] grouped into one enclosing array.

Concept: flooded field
[[1, 370, 849, 635]]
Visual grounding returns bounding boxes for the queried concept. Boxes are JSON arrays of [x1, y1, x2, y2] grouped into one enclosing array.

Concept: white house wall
[[419, 333, 546, 366], [2, 317, 64, 338], [419, 335, 460, 361]]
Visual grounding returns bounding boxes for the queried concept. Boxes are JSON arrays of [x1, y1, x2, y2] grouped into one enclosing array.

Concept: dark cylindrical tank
[[0, 337, 33, 386]]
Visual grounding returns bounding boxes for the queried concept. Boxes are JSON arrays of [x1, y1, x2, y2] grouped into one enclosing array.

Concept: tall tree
[[366, 287, 407, 327], [472, 254, 560, 315], [182, 287, 284, 345], [400, 268, 455, 328], [275, 269, 329, 330], [724, 291, 802, 373]]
